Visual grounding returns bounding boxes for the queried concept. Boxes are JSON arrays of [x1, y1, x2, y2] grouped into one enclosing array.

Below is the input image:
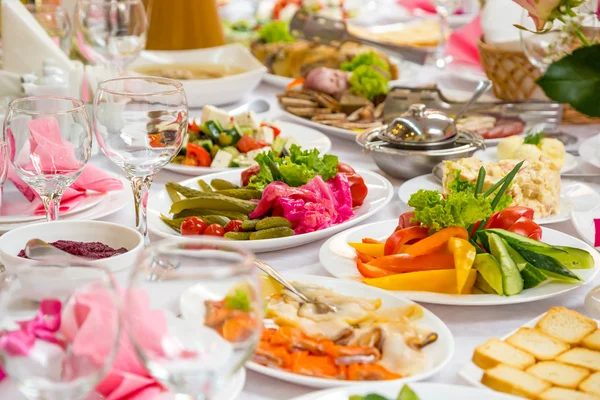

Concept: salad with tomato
[[350, 163, 594, 296], [172, 105, 293, 169]]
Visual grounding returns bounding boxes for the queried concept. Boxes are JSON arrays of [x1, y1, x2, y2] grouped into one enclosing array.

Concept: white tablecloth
[[4, 76, 600, 400]]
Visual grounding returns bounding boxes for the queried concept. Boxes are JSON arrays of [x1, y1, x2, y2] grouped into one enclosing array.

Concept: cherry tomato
[[396, 211, 420, 230], [225, 220, 244, 233], [236, 135, 258, 153], [184, 143, 211, 167], [337, 162, 356, 174], [384, 226, 429, 255], [180, 217, 207, 236], [204, 224, 225, 237], [337, 163, 368, 208], [241, 165, 261, 187], [188, 119, 201, 133]]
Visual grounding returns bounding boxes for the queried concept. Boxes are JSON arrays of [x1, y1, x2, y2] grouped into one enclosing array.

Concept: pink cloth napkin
[[398, 0, 464, 14], [446, 14, 483, 68], [6, 117, 123, 216], [61, 283, 167, 400]]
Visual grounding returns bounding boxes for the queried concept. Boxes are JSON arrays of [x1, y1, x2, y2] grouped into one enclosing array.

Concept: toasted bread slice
[[584, 331, 600, 352], [506, 327, 569, 360], [473, 338, 536, 370], [557, 348, 600, 371], [538, 387, 600, 400], [481, 364, 551, 398], [526, 361, 590, 388], [580, 372, 600, 396], [536, 307, 597, 345]]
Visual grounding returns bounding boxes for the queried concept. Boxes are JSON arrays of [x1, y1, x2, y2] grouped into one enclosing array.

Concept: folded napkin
[[6, 116, 123, 216], [446, 14, 483, 68], [398, 0, 464, 14], [61, 283, 167, 400]]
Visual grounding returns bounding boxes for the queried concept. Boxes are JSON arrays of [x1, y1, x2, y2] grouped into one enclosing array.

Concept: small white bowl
[[0, 221, 144, 300], [128, 43, 267, 107]]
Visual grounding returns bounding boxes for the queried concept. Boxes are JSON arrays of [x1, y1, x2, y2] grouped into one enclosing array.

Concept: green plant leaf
[[536, 45, 600, 118]]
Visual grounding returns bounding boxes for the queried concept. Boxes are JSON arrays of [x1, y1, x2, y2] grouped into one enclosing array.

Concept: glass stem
[[40, 191, 63, 222], [130, 175, 153, 246], [436, 8, 450, 66]]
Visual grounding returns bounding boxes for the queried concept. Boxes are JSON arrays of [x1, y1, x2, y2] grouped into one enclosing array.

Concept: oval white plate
[[397, 173, 573, 225], [163, 121, 332, 176], [290, 382, 520, 400], [570, 182, 600, 248], [475, 147, 578, 174], [579, 134, 600, 169], [147, 169, 393, 253], [282, 110, 362, 141], [180, 273, 454, 389], [319, 219, 600, 306]]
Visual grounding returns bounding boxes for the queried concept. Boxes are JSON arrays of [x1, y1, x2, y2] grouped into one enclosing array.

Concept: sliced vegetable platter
[[147, 169, 393, 252], [319, 219, 600, 306], [164, 121, 332, 175]]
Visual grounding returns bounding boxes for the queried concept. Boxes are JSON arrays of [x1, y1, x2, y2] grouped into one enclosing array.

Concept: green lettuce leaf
[[341, 52, 389, 72], [258, 21, 295, 44], [349, 65, 389, 101], [224, 288, 251, 312]]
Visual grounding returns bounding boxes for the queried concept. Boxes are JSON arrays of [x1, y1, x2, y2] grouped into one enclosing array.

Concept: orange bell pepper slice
[[355, 250, 375, 263], [367, 252, 455, 273], [363, 269, 477, 294], [356, 259, 396, 278], [362, 238, 383, 244], [286, 77, 305, 91], [348, 242, 385, 257], [384, 226, 429, 255], [405, 226, 469, 257]]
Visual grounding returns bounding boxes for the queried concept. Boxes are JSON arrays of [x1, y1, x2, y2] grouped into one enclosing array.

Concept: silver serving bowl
[[356, 126, 485, 180]]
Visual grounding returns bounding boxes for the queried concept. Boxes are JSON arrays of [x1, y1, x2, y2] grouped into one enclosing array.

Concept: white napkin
[[481, 0, 523, 51]]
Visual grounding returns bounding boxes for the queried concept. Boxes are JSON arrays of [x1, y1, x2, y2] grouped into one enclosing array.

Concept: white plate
[[579, 134, 600, 169], [282, 110, 363, 141], [163, 121, 332, 176], [262, 73, 296, 88], [180, 273, 454, 389], [397, 174, 573, 225], [319, 220, 600, 306], [148, 169, 394, 253], [458, 312, 598, 394], [290, 382, 520, 400], [128, 44, 267, 107], [475, 147, 578, 174], [570, 183, 600, 248]]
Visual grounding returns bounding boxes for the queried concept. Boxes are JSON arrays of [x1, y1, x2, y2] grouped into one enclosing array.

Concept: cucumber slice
[[555, 246, 595, 269], [474, 272, 498, 294], [488, 233, 524, 296], [504, 242, 547, 289], [510, 244, 582, 282], [473, 253, 504, 295]]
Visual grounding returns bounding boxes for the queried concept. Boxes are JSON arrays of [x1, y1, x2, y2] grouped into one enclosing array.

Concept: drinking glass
[[429, 0, 462, 68], [0, 259, 120, 400], [93, 77, 187, 244], [125, 238, 263, 399], [74, 0, 148, 72], [26, 4, 72, 56], [4, 96, 93, 222]]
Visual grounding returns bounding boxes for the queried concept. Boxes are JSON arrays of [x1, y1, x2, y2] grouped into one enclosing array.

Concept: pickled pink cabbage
[[250, 174, 354, 234]]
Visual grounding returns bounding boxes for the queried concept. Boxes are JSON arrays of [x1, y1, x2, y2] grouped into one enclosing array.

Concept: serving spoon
[[229, 99, 270, 116], [254, 259, 338, 314], [24, 238, 75, 260]]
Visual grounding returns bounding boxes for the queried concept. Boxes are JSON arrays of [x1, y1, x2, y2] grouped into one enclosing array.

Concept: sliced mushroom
[[356, 327, 384, 351], [332, 328, 354, 345]]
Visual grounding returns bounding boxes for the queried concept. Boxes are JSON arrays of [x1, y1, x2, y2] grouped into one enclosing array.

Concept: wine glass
[[93, 77, 187, 244], [74, 0, 148, 72], [26, 4, 72, 56], [429, 0, 462, 68], [125, 238, 263, 399], [0, 259, 120, 400], [4, 96, 93, 222]]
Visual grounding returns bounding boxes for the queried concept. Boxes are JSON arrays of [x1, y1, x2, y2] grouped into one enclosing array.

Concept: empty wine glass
[[428, 0, 462, 68], [74, 0, 148, 72], [0, 135, 8, 213], [26, 4, 72, 56], [93, 77, 187, 244], [0, 259, 120, 400], [4, 96, 93, 222], [125, 238, 263, 400]]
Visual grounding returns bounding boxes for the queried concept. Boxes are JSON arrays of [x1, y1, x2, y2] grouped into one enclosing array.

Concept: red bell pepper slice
[[384, 226, 429, 256]]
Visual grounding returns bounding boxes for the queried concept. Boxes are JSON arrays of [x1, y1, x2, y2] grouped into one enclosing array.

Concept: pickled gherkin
[[224, 231, 251, 240], [255, 217, 292, 230], [173, 208, 248, 221], [242, 219, 259, 231], [170, 194, 256, 214], [211, 179, 239, 190], [197, 180, 213, 192], [165, 182, 204, 198], [216, 188, 262, 200], [249, 227, 295, 240]]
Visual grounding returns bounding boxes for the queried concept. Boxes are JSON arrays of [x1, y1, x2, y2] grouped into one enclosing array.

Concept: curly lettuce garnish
[[258, 21, 295, 44], [224, 288, 251, 312], [349, 65, 389, 101], [341, 52, 389, 73], [523, 130, 545, 146]]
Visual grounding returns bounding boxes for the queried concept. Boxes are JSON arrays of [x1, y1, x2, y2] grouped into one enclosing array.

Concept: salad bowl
[[147, 169, 394, 253]]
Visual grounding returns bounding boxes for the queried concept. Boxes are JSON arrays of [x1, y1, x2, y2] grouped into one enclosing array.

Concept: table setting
[[0, 0, 600, 399]]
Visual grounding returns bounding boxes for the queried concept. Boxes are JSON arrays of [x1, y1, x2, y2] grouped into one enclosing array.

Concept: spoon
[[453, 80, 492, 123], [24, 238, 77, 260], [254, 259, 338, 314], [230, 99, 270, 116]]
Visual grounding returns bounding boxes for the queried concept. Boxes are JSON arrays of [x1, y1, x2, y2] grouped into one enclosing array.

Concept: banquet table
[[4, 71, 600, 400]]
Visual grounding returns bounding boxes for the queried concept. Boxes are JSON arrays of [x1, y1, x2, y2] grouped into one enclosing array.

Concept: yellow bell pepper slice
[[348, 242, 385, 257], [363, 269, 477, 294], [448, 237, 477, 293]]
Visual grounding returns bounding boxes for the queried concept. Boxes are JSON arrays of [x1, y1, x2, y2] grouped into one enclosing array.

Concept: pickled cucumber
[[165, 182, 204, 198], [166, 185, 182, 203], [201, 215, 230, 226], [216, 189, 262, 200], [169, 194, 257, 214], [255, 217, 292, 230], [224, 231, 251, 240], [173, 208, 248, 220], [211, 179, 239, 190], [242, 219, 259, 231], [197, 180, 213, 193], [249, 227, 295, 240], [160, 213, 182, 232]]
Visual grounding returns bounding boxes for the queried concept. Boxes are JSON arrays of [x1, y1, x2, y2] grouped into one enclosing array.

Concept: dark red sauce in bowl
[[18, 240, 128, 260]]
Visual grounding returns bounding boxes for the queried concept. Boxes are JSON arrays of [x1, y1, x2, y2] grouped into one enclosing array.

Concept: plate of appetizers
[[164, 105, 331, 175], [459, 307, 600, 399], [180, 273, 454, 389], [290, 382, 521, 400], [148, 151, 393, 252], [319, 219, 600, 306]]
